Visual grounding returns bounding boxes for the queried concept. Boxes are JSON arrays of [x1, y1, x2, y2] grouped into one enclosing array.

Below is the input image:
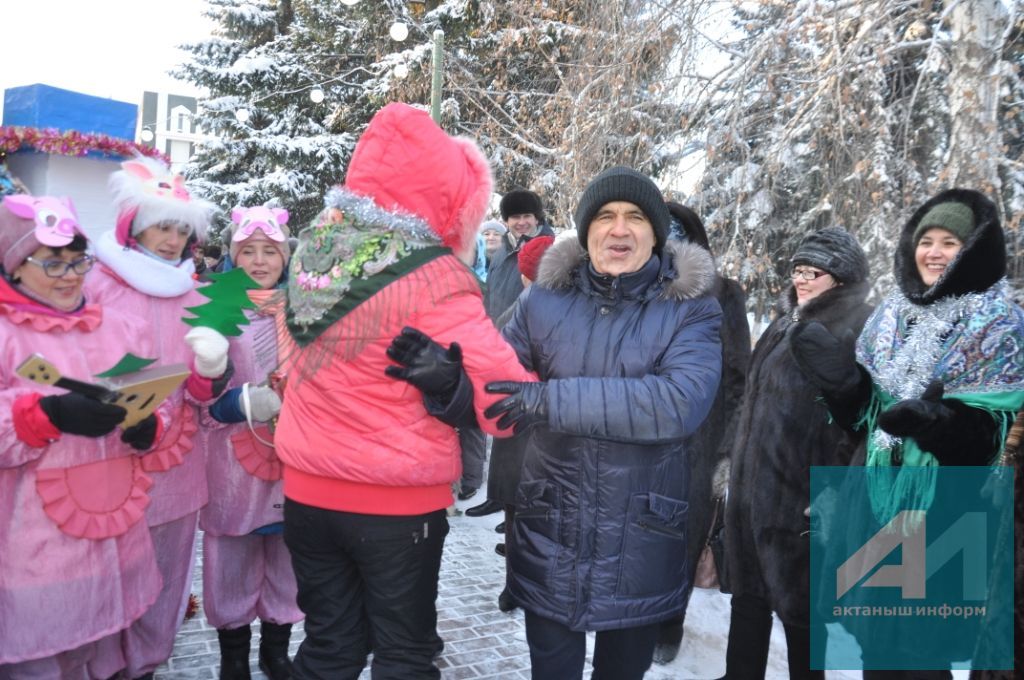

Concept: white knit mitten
[[184, 327, 229, 378], [245, 385, 282, 422]]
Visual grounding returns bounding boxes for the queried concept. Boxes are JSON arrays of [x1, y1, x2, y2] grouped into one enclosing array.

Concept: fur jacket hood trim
[[534, 237, 715, 301]]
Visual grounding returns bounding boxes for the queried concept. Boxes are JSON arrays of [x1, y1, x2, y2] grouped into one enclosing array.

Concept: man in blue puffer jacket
[[482, 166, 723, 679]]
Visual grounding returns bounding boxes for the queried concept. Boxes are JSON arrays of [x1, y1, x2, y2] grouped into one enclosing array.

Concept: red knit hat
[[518, 235, 554, 282]]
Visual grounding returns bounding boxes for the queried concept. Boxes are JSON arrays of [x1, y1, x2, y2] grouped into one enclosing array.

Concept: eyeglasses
[[790, 267, 830, 281], [25, 255, 95, 278]]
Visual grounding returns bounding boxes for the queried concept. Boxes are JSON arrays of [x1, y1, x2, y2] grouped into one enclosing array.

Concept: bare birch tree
[[688, 0, 1024, 312]]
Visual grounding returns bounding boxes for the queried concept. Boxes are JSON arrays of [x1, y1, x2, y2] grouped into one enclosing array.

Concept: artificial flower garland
[[0, 126, 168, 163]]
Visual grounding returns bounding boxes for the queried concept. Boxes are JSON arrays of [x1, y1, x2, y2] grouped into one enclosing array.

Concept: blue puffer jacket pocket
[[616, 492, 689, 597], [510, 478, 562, 589]]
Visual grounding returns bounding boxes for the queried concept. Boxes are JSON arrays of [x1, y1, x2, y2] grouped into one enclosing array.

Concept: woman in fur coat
[[721, 227, 872, 679], [652, 202, 751, 665]]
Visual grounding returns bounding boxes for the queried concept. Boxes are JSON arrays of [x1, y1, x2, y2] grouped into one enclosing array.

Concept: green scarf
[[861, 387, 1024, 525]]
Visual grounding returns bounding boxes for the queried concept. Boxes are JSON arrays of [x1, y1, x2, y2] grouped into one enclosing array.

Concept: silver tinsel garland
[[322, 187, 442, 246], [858, 281, 1010, 451]]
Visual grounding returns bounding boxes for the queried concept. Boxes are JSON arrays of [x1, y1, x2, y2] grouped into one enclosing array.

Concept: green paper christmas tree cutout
[[95, 353, 158, 378], [183, 268, 260, 337]]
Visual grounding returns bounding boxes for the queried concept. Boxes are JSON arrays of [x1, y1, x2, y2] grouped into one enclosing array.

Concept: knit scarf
[[856, 280, 1024, 524], [284, 189, 473, 380]]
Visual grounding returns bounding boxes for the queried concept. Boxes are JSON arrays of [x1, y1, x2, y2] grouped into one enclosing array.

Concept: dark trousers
[[283, 499, 449, 680], [458, 426, 487, 491], [657, 614, 685, 647], [524, 610, 658, 680], [723, 593, 824, 680]]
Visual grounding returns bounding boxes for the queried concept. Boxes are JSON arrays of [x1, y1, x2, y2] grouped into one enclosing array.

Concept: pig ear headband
[[3, 194, 82, 248], [110, 157, 217, 246], [231, 206, 289, 243]]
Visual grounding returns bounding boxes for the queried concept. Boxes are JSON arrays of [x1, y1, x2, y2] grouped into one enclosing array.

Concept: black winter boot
[[652, 616, 684, 665], [258, 621, 293, 680], [217, 625, 252, 680]]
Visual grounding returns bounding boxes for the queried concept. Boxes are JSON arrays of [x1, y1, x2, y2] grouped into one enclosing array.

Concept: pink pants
[[202, 532, 302, 629], [121, 512, 199, 678], [0, 633, 121, 680]]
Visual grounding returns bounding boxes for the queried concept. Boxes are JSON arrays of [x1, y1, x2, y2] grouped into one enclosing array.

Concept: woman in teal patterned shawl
[[856, 189, 1024, 521], [790, 188, 1024, 676]]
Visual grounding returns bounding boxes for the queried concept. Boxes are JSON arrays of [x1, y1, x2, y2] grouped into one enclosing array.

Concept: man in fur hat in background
[[466, 188, 556, 519], [482, 188, 556, 323]]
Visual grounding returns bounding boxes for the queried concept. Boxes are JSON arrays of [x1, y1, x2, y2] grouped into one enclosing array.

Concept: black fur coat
[[723, 281, 872, 626]]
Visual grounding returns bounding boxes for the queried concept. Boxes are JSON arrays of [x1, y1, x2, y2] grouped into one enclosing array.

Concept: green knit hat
[[913, 202, 974, 244]]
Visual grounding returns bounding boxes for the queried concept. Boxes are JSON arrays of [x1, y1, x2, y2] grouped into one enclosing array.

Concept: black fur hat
[[500, 189, 544, 223], [896, 188, 1004, 304], [790, 227, 869, 284], [666, 201, 711, 253]]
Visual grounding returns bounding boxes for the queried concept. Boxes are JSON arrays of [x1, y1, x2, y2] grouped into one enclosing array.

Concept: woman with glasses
[[86, 157, 220, 680], [0, 195, 165, 678], [718, 227, 872, 679]]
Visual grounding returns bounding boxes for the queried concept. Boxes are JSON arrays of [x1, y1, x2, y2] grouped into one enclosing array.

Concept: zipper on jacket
[[635, 519, 684, 540], [568, 438, 590, 626]]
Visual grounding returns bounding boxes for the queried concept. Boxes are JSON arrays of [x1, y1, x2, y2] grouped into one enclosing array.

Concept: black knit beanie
[[500, 189, 545, 223], [790, 227, 869, 284], [574, 166, 670, 252]]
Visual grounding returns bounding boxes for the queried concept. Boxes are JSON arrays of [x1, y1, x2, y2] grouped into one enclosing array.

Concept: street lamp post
[[430, 29, 444, 124]]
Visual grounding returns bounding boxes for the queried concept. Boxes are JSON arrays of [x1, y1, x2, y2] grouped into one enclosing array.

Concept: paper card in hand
[[16, 354, 189, 427]]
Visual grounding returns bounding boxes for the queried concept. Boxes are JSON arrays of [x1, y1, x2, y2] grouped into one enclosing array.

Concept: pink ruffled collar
[[0, 277, 102, 332]]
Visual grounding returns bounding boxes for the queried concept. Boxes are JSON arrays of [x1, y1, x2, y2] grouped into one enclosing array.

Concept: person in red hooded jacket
[[274, 103, 535, 680]]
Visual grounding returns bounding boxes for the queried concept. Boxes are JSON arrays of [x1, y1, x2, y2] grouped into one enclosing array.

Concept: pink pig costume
[[200, 304, 301, 621], [0, 196, 163, 679], [198, 209, 301, 680], [84, 157, 219, 678]]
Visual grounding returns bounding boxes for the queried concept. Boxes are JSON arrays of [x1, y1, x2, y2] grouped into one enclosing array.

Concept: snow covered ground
[[157, 496, 971, 679], [455, 504, 971, 680]]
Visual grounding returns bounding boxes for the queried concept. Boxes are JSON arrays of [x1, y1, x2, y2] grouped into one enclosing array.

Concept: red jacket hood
[[344, 103, 492, 257]]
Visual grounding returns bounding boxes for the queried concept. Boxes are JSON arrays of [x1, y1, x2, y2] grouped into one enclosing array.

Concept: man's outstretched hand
[[484, 381, 549, 433]]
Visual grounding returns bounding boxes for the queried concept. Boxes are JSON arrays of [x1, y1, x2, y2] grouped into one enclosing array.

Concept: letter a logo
[[836, 511, 926, 599]]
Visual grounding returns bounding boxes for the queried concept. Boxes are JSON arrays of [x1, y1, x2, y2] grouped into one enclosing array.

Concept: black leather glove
[[39, 393, 127, 438], [484, 381, 549, 433], [121, 414, 160, 451], [878, 381, 998, 465], [385, 327, 463, 401], [210, 359, 234, 399]]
